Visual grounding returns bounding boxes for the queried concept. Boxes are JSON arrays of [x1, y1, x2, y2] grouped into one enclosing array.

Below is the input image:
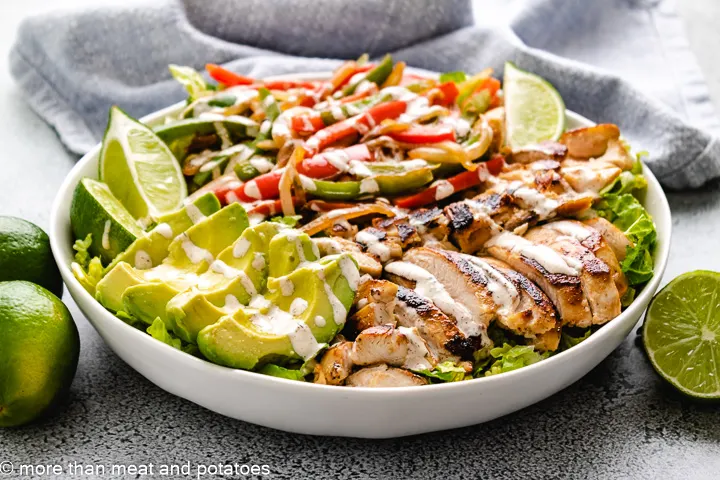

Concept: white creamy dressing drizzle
[[134, 250, 153, 270], [185, 204, 206, 225], [248, 213, 266, 226], [397, 326, 432, 370], [314, 315, 326, 327], [154, 223, 173, 239], [249, 157, 274, 173], [273, 106, 312, 139], [338, 256, 361, 291], [398, 96, 431, 124], [101, 220, 111, 250], [252, 252, 266, 271], [298, 175, 317, 192], [249, 294, 271, 310], [508, 181, 558, 219], [280, 278, 294, 296], [259, 120, 272, 136], [360, 177, 379, 194], [355, 230, 392, 262], [462, 256, 520, 316], [385, 262, 480, 337], [243, 180, 262, 200], [433, 180, 455, 201], [213, 122, 233, 150], [210, 260, 257, 295], [323, 280, 347, 326], [486, 232, 582, 276], [225, 191, 240, 204], [546, 220, 592, 242], [251, 305, 323, 360], [289, 297, 309, 316], [223, 294, 241, 312], [233, 237, 251, 258], [180, 234, 214, 265], [441, 115, 471, 138]]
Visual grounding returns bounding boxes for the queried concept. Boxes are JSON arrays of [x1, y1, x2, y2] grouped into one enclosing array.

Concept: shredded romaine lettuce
[[483, 343, 549, 376], [595, 155, 657, 288], [415, 361, 468, 383], [439, 71, 467, 84], [71, 234, 105, 294], [258, 364, 306, 381], [147, 318, 182, 350], [560, 327, 592, 351], [169, 64, 213, 101]]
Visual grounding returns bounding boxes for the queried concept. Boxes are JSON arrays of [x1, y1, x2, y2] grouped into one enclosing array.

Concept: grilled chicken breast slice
[[314, 237, 383, 277], [543, 220, 628, 297], [395, 285, 474, 361], [355, 227, 404, 264], [524, 225, 621, 325], [351, 325, 437, 370], [559, 124, 621, 159], [486, 231, 593, 327], [480, 257, 560, 345], [583, 217, 632, 262], [560, 159, 622, 194], [314, 341, 354, 386], [388, 249, 492, 340], [509, 142, 568, 164], [349, 278, 398, 332], [346, 364, 428, 387]]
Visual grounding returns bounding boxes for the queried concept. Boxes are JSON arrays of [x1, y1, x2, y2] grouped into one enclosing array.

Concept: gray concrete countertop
[[1, 1, 719, 478]]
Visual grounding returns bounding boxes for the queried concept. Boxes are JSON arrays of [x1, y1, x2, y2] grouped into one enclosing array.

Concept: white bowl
[[49, 73, 672, 438]]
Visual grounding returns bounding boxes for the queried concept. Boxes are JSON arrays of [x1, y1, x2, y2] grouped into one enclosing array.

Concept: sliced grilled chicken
[[351, 325, 437, 370], [346, 364, 428, 387], [385, 252, 490, 341], [445, 194, 516, 254], [543, 219, 628, 296], [524, 225, 621, 325], [531, 329, 561, 352], [314, 341, 354, 386], [509, 142, 568, 164], [559, 124, 621, 159], [486, 231, 593, 327], [395, 285, 474, 361], [355, 227, 404, 263], [313, 237, 383, 277], [349, 278, 398, 332], [583, 217, 631, 262], [480, 257, 560, 347], [560, 159, 622, 193]]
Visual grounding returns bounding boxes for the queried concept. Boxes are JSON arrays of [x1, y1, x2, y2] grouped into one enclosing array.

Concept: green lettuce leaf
[[560, 327, 592, 351], [595, 155, 656, 286], [439, 71, 467, 84], [258, 364, 306, 381], [147, 318, 182, 350], [415, 361, 468, 383], [72, 233, 93, 267], [484, 343, 549, 376], [169, 64, 213, 101], [71, 234, 105, 294]]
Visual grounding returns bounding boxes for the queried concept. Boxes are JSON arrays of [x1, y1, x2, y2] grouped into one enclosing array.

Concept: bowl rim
[[49, 71, 672, 395]]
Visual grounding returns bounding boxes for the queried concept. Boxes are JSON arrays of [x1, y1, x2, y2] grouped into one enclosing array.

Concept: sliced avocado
[[166, 202, 249, 272], [197, 254, 358, 370], [95, 261, 145, 312], [167, 222, 289, 343], [101, 203, 249, 325], [267, 229, 320, 278], [107, 193, 221, 272]]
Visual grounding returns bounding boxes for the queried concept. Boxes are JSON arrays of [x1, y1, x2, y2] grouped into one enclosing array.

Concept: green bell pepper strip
[[302, 164, 435, 200], [233, 88, 281, 180], [192, 154, 231, 187], [341, 54, 394, 96], [154, 116, 259, 161]]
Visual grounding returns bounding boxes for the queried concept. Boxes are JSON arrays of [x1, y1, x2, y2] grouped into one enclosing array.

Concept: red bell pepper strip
[[296, 144, 374, 179], [256, 80, 319, 91], [205, 64, 254, 87], [393, 165, 494, 209], [305, 100, 407, 155], [215, 169, 285, 204], [388, 125, 456, 144], [247, 198, 301, 216], [291, 114, 326, 135], [434, 81, 459, 106]]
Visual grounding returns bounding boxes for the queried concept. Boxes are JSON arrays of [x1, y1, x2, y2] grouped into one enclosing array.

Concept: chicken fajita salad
[[69, 55, 656, 387]]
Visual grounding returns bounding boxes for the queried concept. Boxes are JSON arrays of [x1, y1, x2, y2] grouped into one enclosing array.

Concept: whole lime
[[0, 216, 63, 298], [0, 281, 80, 427]]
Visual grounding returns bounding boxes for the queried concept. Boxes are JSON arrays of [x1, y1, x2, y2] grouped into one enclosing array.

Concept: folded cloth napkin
[[9, 0, 720, 189]]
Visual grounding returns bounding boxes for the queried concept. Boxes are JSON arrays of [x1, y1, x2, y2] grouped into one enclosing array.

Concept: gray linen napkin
[[9, 0, 720, 189]]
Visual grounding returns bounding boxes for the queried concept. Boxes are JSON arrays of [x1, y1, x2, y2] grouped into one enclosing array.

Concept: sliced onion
[[300, 203, 396, 236], [465, 116, 494, 162]]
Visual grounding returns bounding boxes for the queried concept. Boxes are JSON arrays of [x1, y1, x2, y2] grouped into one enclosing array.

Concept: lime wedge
[[70, 177, 144, 264], [643, 271, 720, 399], [503, 62, 566, 148], [99, 106, 187, 221]]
